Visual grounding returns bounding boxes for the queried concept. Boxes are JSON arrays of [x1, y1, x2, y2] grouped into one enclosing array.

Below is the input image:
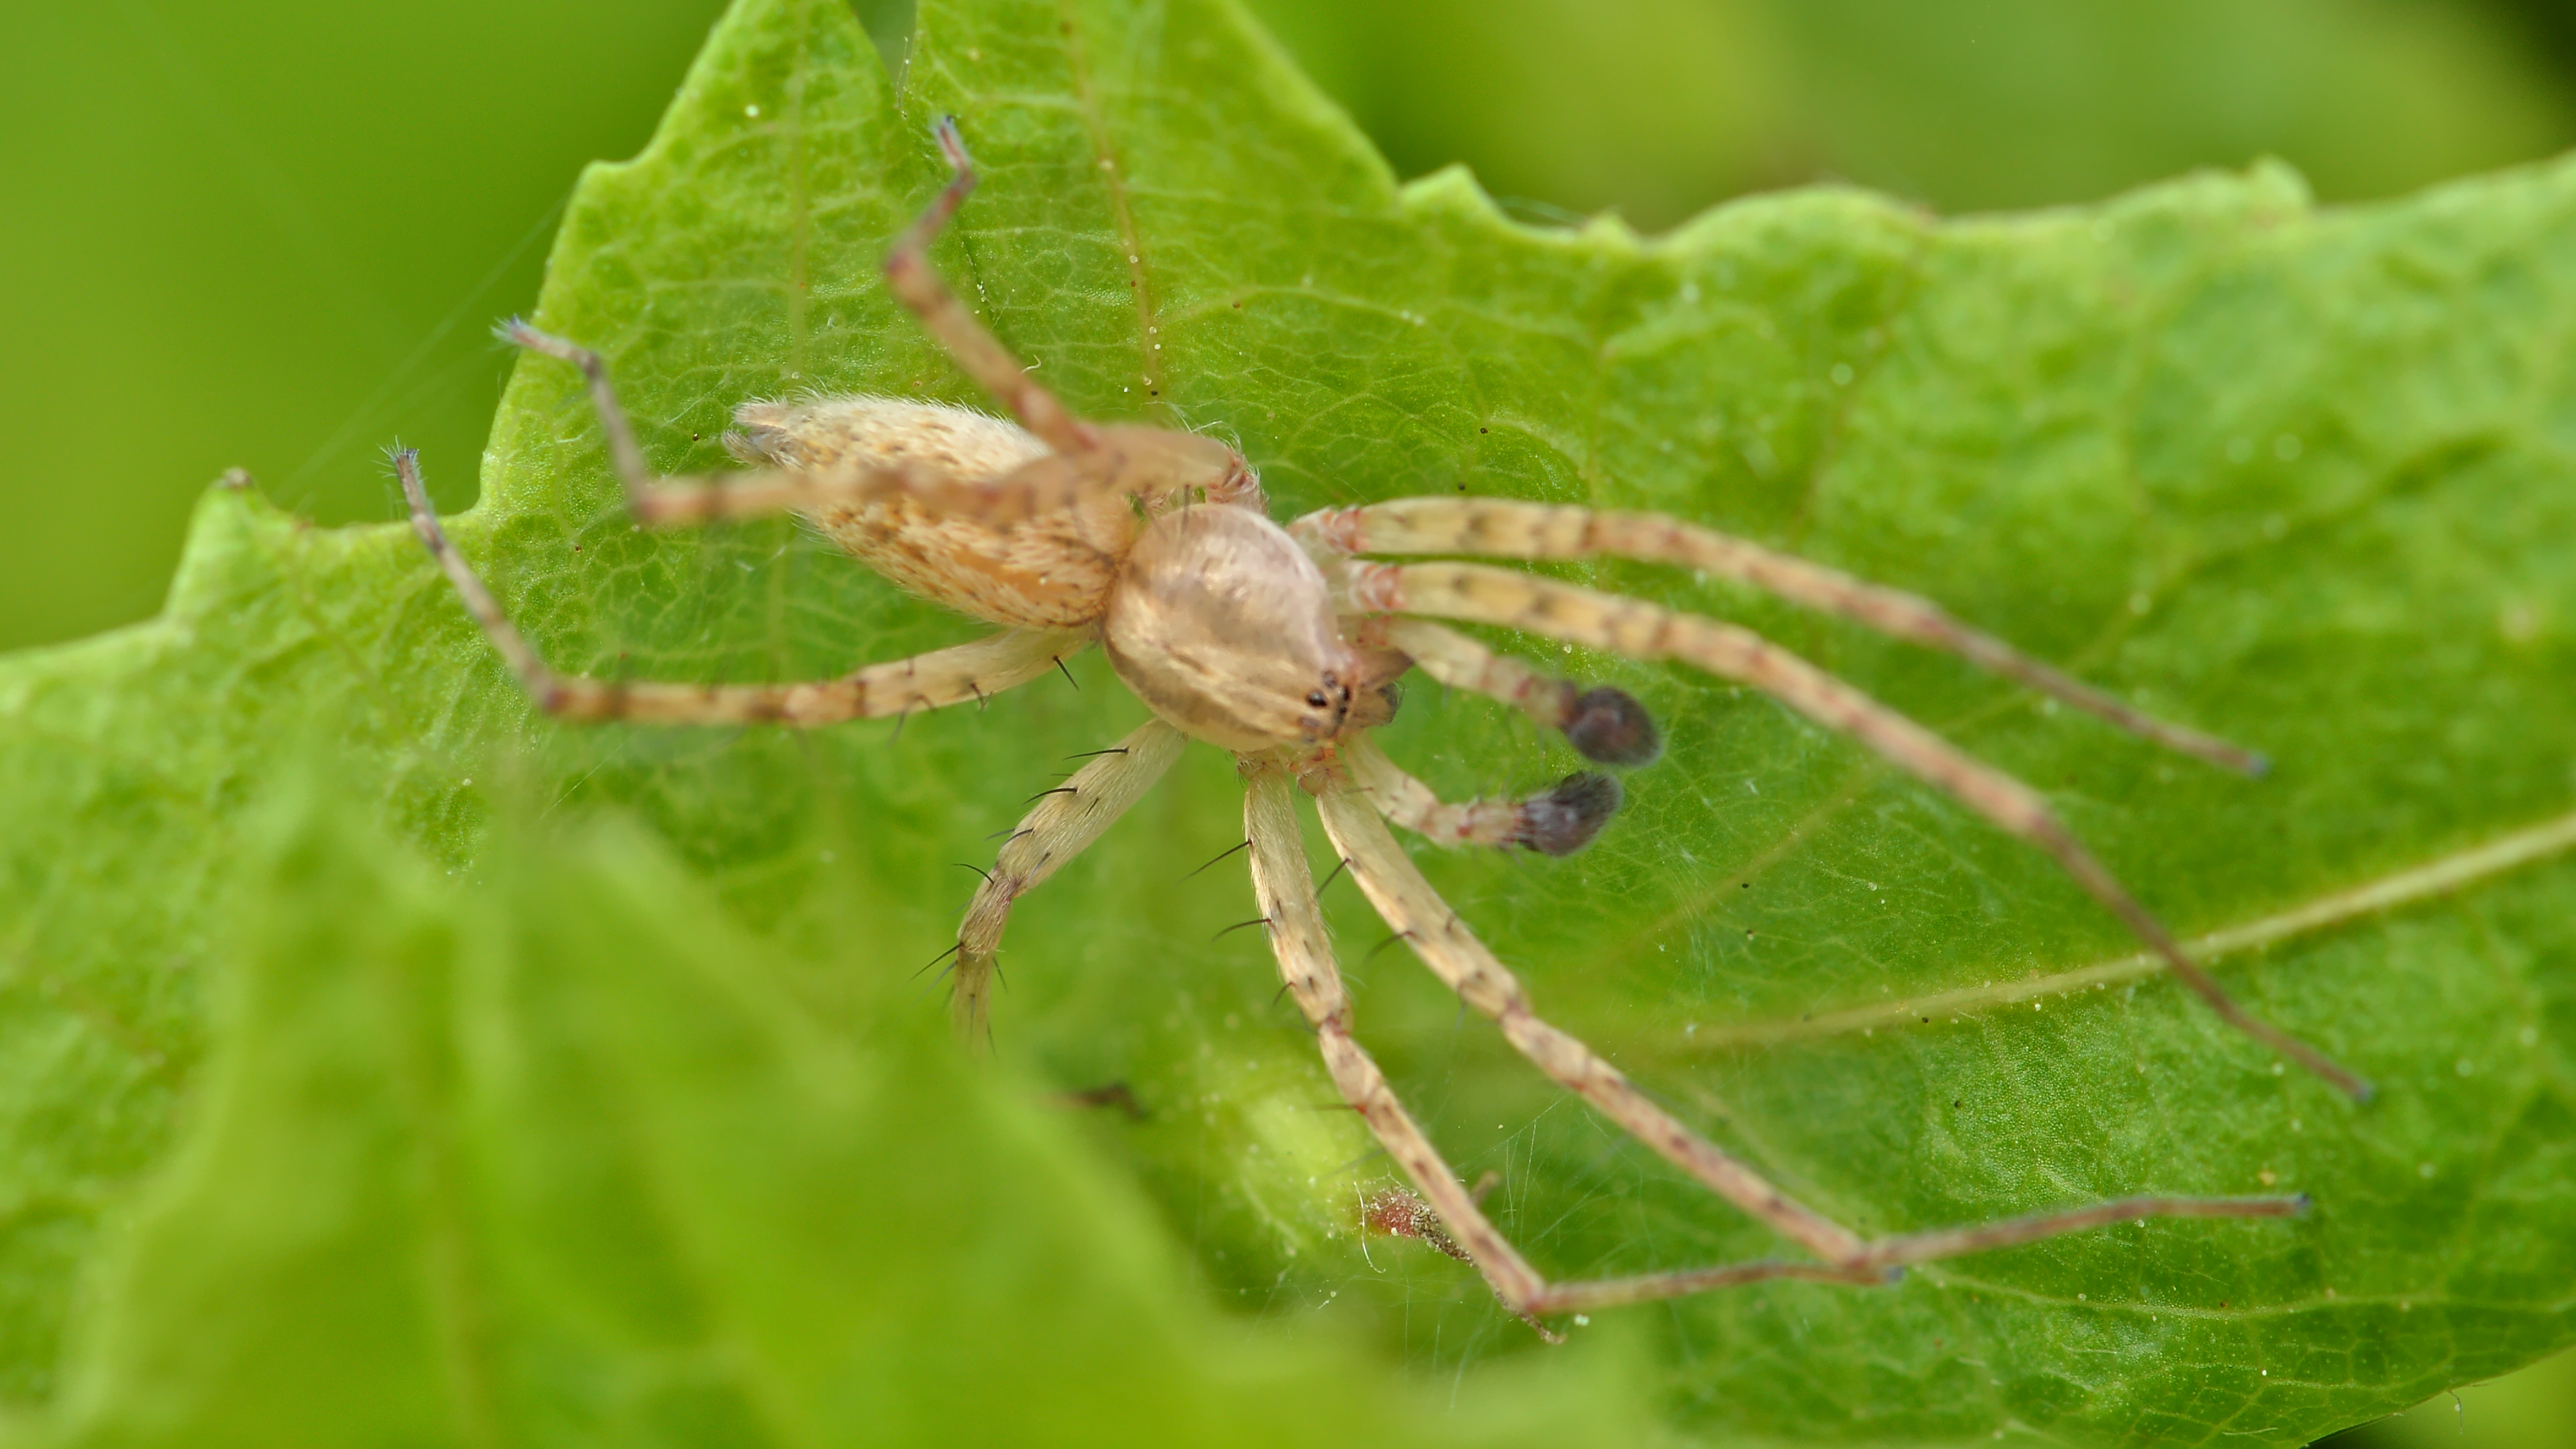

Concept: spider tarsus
[[1515, 773, 1623, 857], [1562, 686, 1661, 768]]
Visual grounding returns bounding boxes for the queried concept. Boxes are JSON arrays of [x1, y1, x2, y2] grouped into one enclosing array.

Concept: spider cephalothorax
[[400, 117, 2358, 1335]]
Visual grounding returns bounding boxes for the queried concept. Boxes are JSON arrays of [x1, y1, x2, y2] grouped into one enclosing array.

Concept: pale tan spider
[[398, 118, 2364, 1329]]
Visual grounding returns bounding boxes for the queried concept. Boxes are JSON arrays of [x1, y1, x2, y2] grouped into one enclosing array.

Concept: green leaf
[[2, 0, 2574, 1442], [30, 777, 1633, 1447]]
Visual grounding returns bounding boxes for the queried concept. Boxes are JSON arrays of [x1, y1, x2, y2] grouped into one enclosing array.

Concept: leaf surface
[[2, 0, 2574, 1442]]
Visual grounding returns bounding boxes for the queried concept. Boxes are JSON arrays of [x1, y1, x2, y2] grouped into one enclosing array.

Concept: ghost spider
[[399, 116, 2363, 1328]]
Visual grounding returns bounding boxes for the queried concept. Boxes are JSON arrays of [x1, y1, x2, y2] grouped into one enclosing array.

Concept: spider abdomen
[[1103, 505, 1361, 753], [732, 394, 1126, 628]]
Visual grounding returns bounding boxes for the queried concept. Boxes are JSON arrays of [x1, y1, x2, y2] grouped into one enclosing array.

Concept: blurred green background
[[4, 1, 2574, 1442]]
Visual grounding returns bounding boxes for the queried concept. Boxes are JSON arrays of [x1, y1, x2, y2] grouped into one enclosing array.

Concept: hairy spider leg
[[1361, 616, 1663, 768], [1298, 498, 2265, 775], [1247, 762, 1595, 1339], [1310, 779, 2305, 1317], [1339, 736, 1620, 857], [498, 321, 1014, 528], [397, 449, 1083, 724], [504, 117, 1246, 534], [883, 116, 1099, 459], [1339, 558, 2370, 1099], [1315, 779, 1862, 1263], [951, 718, 1188, 1039]]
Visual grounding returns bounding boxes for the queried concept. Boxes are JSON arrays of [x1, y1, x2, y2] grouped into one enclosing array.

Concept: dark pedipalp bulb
[[1515, 773, 1623, 856], [1562, 687, 1661, 768]]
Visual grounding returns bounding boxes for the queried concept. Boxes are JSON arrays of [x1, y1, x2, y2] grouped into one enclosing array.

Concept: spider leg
[[500, 321, 973, 528], [883, 117, 1099, 459], [1313, 779, 1866, 1263], [1341, 735, 1620, 857], [1309, 777, 2307, 1316], [1240, 760, 1573, 1332], [1299, 498, 2263, 775], [1362, 617, 1661, 767], [505, 320, 1172, 538], [1341, 558, 2370, 1101], [951, 718, 1187, 1041], [399, 449, 1084, 723]]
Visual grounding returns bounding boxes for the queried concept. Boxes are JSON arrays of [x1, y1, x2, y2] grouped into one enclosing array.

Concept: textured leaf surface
[[27, 781, 1630, 1447], [2, 0, 2574, 1442]]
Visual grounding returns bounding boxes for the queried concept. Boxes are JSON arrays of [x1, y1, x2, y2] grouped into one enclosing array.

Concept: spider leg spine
[[1183, 837, 1252, 880]]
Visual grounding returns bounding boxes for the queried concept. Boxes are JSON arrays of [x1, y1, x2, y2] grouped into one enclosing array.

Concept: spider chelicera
[[397, 117, 2361, 1333]]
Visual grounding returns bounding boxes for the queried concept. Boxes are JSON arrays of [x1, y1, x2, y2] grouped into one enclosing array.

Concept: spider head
[[1102, 504, 1365, 752]]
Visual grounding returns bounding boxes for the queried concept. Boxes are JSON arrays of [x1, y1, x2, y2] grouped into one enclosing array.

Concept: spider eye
[[1305, 690, 1331, 708]]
